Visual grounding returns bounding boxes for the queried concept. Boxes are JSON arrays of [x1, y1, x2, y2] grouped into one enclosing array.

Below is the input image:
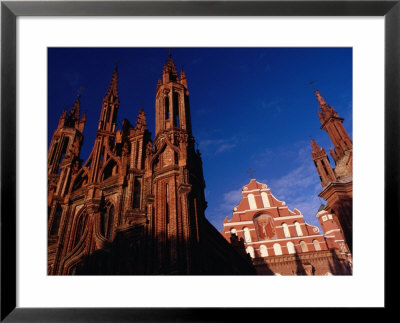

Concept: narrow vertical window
[[300, 241, 308, 252], [74, 212, 87, 247], [50, 205, 62, 235], [321, 159, 330, 176], [243, 227, 252, 243], [282, 223, 291, 238], [165, 183, 169, 225], [49, 141, 59, 166], [294, 221, 303, 236], [106, 205, 114, 240], [133, 178, 141, 209], [165, 96, 170, 119], [101, 204, 115, 240], [57, 137, 69, 173], [261, 192, 270, 207], [287, 241, 296, 254], [248, 193, 257, 210], [246, 246, 255, 258], [173, 92, 180, 127], [260, 245, 268, 257], [313, 239, 321, 251], [106, 107, 111, 123], [273, 243, 282, 256]]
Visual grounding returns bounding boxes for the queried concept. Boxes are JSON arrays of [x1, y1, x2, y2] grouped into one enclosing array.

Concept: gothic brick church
[[221, 90, 352, 275], [311, 90, 353, 253], [47, 56, 255, 275]]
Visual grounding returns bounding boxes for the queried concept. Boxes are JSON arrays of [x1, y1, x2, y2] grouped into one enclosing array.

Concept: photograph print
[[47, 48, 353, 275]]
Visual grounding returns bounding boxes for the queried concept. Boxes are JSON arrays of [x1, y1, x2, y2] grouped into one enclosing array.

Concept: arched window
[[294, 221, 303, 236], [273, 243, 282, 256], [260, 245, 268, 257], [282, 223, 291, 238], [132, 177, 141, 209], [101, 204, 115, 240], [261, 192, 270, 207], [173, 92, 180, 128], [300, 241, 308, 252], [56, 137, 69, 173], [50, 205, 63, 235], [74, 212, 88, 247], [103, 160, 118, 180], [247, 193, 257, 210], [49, 141, 59, 166], [243, 227, 251, 242], [246, 246, 255, 258], [165, 96, 170, 119], [313, 239, 321, 251], [230, 228, 237, 236], [287, 241, 296, 254]]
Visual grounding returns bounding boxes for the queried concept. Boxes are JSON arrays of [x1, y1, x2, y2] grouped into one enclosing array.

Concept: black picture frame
[[1, 1, 398, 321]]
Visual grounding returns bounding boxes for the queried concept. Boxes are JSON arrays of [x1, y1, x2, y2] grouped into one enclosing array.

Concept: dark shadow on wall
[[66, 217, 256, 276]]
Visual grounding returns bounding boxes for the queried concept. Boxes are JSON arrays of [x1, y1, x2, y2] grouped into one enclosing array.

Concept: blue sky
[[48, 48, 352, 232]]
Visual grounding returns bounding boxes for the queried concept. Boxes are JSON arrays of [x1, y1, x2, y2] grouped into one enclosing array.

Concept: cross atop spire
[[247, 168, 256, 179]]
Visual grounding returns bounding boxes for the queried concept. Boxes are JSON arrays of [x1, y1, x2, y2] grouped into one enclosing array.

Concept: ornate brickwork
[[221, 179, 352, 275], [48, 57, 255, 275], [311, 90, 353, 252]]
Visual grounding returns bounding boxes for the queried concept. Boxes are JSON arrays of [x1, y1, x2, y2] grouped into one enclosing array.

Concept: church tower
[[48, 96, 86, 239], [48, 54, 255, 276], [311, 90, 353, 252], [146, 55, 206, 274]]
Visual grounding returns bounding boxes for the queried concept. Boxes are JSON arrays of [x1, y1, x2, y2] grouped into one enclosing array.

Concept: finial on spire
[[168, 48, 172, 59], [115, 59, 120, 71]]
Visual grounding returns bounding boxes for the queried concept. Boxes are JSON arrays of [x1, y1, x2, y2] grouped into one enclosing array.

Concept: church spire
[[155, 56, 192, 136], [310, 139, 336, 188], [314, 89, 327, 107], [314, 89, 352, 160], [105, 64, 119, 100], [162, 54, 178, 84], [98, 66, 120, 133], [314, 89, 340, 125]]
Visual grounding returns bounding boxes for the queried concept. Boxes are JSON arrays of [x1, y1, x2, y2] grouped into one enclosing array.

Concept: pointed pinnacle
[[314, 89, 327, 107]]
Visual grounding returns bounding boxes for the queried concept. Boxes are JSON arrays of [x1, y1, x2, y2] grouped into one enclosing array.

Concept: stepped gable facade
[[221, 179, 352, 275], [311, 89, 353, 252], [47, 56, 255, 275]]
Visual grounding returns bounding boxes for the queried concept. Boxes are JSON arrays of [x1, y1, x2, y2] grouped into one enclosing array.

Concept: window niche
[[132, 178, 142, 209], [100, 204, 115, 241]]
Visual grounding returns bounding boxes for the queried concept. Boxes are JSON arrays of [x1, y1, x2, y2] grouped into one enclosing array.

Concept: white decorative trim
[[324, 229, 341, 235], [233, 206, 277, 214], [224, 228, 256, 234], [242, 188, 270, 194], [223, 220, 254, 226], [225, 215, 304, 226], [275, 215, 304, 221], [244, 234, 324, 245]]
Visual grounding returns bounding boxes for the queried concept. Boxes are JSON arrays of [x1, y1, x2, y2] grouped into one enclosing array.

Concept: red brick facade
[[221, 179, 352, 275], [311, 90, 353, 252], [47, 57, 255, 275]]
